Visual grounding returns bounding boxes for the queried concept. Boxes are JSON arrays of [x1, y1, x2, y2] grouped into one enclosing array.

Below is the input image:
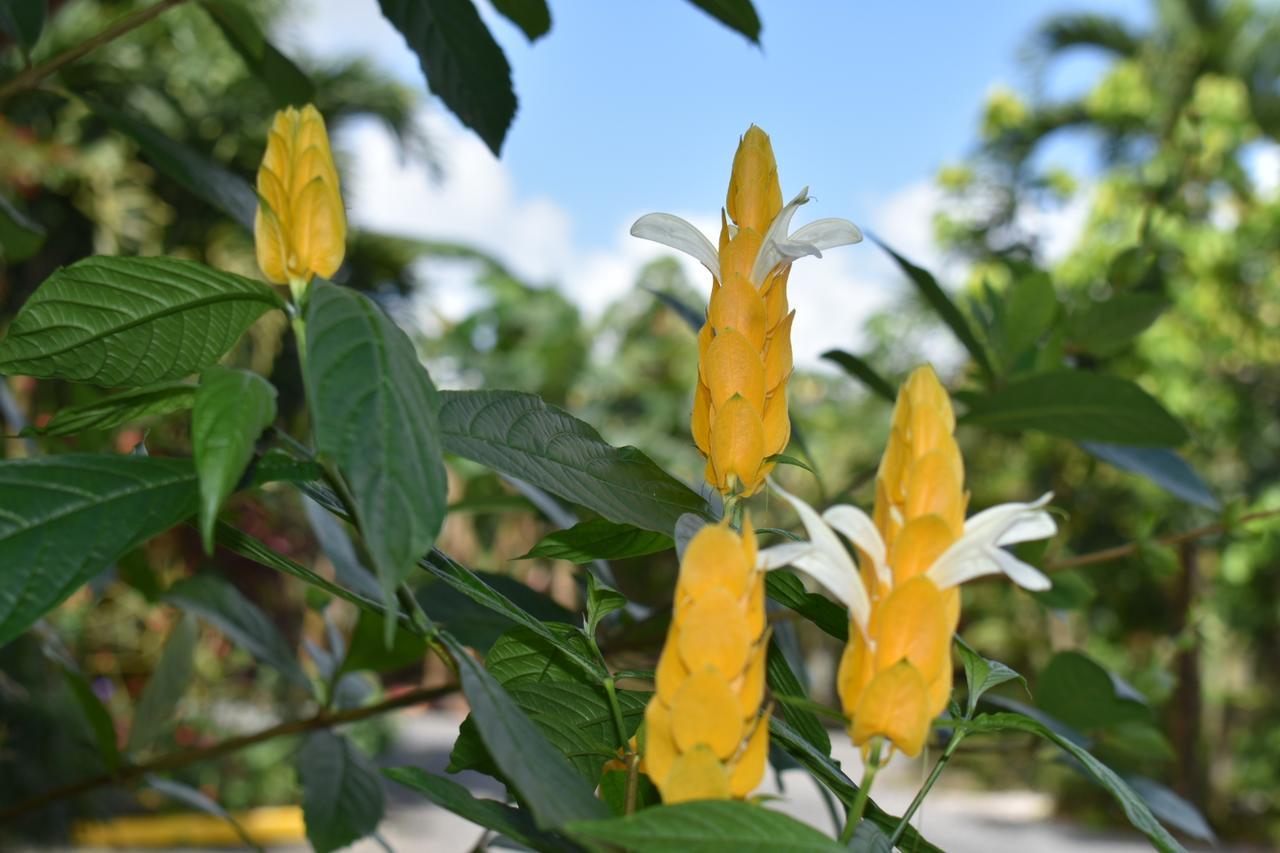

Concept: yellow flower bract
[[838, 365, 966, 757], [254, 105, 346, 289], [643, 521, 769, 802], [693, 126, 794, 497]]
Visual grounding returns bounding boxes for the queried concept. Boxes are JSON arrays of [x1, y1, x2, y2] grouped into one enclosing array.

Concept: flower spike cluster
[[254, 105, 346, 297], [760, 366, 1057, 757], [643, 519, 770, 803], [632, 126, 862, 497]]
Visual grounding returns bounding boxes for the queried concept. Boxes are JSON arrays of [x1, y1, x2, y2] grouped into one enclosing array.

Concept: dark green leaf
[[383, 768, 569, 850], [585, 573, 627, 638], [85, 97, 257, 228], [1030, 568, 1096, 610], [645, 286, 704, 332], [765, 635, 830, 755], [194, 366, 277, 551], [1125, 775, 1215, 843], [420, 553, 589, 666], [849, 820, 893, 853], [0, 455, 197, 646], [1035, 651, 1149, 732], [820, 350, 895, 402], [61, 666, 120, 771], [202, 1, 314, 106], [522, 518, 673, 564], [440, 632, 610, 828], [439, 389, 711, 533], [684, 0, 761, 43], [128, 614, 199, 754], [1079, 442, 1219, 510], [765, 453, 815, 475], [301, 495, 384, 602], [961, 369, 1189, 446], [165, 574, 309, 688], [339, 608, 427, 675], [999, 271, 1058, 367], [1067, 293, 1166, 357], [873, 236, 995, 381], [0, 0, 44, 51], [959, 713, 1185, 852], [765, 571, 846, 642], [26, 382, 195, 437], [0, 256, 282, 386], [568, 800, 845, 852], [0, 193, 46, 261], [304, 281, 448, 613], [377, 0, 516, 155], [298, 731, 385, 853], [248, 451, 325, 489], [144, 776, 263, 852], [768, 717, 941, 853], [490, 0, 551, 41], [954, 636, 1027, 718]]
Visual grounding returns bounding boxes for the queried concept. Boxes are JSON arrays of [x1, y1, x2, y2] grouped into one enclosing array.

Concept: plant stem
[[0, 0, 191, 102], [0, 682, 457, 823], [888, 728, 967, 846], [602, 676, 628, 749], [624, 753, 640, 816], [839, 738, 883, 843]]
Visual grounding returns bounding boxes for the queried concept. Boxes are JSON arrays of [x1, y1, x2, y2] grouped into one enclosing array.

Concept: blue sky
[[280, 0, 1149, 363]]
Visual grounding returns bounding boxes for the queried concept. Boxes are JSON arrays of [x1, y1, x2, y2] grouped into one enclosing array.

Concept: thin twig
[[1045, 507, 1280, 572], [0, 0, 190, 102], [0, 682, 458, 823]]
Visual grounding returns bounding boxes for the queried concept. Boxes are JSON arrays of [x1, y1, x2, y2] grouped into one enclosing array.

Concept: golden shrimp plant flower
[[254, 105, 346, 299], [643, 519, 770, 803], [631, 126, 862, 497], [758, 366, 1056, 757]]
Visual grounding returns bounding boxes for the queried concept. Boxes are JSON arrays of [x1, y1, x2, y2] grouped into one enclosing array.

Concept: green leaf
[[194, 366, 277, 552], [0, 0, 45, 51], [585, 574, 627, 638], [144, 776, 263, 852], [959, 712, 1185, 852], [1035, 651, 1150, 732], [873, 236, 995, 381], [304, 281, 447, 614], [439, 390, 711, 533], [490, 0, 551, 41], [848, 820, 893, 853], [26, 382, 195, 437], [521, 518, 674, 564], [820, 350, 896, 402], [568, 800, 845, 852], [961, 369, 1189, 446], [338, 608, 427, 675], [1125, 775, 1215, 843], [765, 571, 846, 642], [646, 286, 704, 332], [417, 564, 576, 654], [684, 0, 762, 43], [1030, 568, 1096, 610], [999, 270, 1058, 368], [440, 632, 611, 828], [302, 495, 384, 602], [0, 256, 283, 386], [0, 193, 46, 261], [1079, 442, 1219, 510], [1067, 293, 1166, 357], [765, 635, 830, 755], [165, 574, 309, 688], [953, 636, 1027, 718], [768, 717, 941, 853], [298, 731, 385, 853], [377, 0, 516, 155], [764, 453, 815, 475], [249, 451, 325, 489], [0, 455, 198, 646], [84, 97, 257, 228], [128, 614, 199, 754], [421, 552, 591, 670], [61, 666, 120, 771], [202, 1, 314, 107], [382, 768, 570, 851]]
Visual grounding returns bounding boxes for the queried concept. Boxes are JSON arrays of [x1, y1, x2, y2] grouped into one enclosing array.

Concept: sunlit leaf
[[521, 518, 673, 564]]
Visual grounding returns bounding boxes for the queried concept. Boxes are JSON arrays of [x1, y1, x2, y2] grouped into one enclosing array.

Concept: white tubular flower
[[925, 494, 1057, 591]]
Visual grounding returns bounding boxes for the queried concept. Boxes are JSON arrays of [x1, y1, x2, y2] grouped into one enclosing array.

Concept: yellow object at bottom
[[72, 805, 305, 848]]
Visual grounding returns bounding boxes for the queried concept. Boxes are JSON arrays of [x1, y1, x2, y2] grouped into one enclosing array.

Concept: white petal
[[996, 510, 1057, 547], [631, 213, 721, 281], [964, 493, 1054, 541], [757, 542, 813, 571], [749, 188, 810, 285], [927, 496, 1056, 592], [821, 504, 889, 588], [787, 218, 864, 251], [992, 548, 1053, 591]]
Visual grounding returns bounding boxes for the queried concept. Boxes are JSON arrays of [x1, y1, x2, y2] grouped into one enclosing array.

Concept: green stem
[[624, 753, 641, 815], [602, 676, 628, 749], [888, 728, 966, 846], [840, 738, 883, 843]]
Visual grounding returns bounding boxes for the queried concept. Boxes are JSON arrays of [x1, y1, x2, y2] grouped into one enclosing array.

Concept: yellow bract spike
[[663, 746, 733, 804], [888, 515, 954, 584], [710, 394, 765, 494], [678, 588, 752, 677], [705, 331, 766, 411], [726, 125, 783, 234], [671, 667, 744, 759], [709, 273, 767, 350], [853, 661, 930, 757], [728, 710, 771, 797], [872, 577, 950, 681]]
